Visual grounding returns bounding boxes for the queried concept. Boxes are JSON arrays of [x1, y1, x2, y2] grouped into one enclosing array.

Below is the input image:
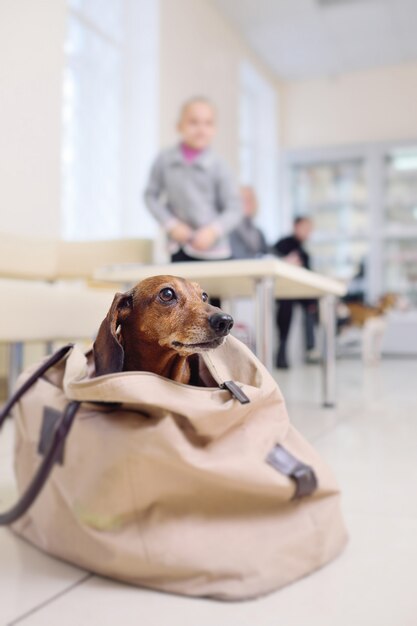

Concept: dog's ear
[[93, 292, 133, 376]]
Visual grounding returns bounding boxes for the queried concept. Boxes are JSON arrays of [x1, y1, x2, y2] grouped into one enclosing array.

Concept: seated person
[[271, 216, 318, 369], [344, 260, 366, 304], [229, 186, 268, 259]]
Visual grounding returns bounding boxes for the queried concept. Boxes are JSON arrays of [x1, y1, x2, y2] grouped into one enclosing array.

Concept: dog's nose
[[209, 312, 234, 336]]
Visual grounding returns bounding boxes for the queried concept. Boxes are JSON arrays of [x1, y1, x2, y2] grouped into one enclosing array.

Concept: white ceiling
[[212, 0, 417, 80]]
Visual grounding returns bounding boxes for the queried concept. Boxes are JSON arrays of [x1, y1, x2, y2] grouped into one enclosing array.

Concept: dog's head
[[93, 275, 234, 376], [378, 292, 398, 312]]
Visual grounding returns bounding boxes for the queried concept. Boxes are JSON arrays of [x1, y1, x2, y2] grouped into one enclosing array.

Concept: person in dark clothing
[[343, 260, 366, 304], [272, 217, 318, 369]]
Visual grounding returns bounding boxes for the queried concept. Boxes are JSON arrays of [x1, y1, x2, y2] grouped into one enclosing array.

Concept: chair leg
[[8, 342, 24, 397]]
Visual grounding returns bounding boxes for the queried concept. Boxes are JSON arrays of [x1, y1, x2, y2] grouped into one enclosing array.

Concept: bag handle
[[266, 444, 318, 499], [0, 345, 80, 525]]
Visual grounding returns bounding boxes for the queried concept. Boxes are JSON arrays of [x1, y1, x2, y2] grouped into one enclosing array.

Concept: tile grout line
[[6, 573, 93, 626]]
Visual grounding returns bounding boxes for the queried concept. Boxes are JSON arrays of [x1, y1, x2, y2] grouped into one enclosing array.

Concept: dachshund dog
[[93, 275, 234, 384]]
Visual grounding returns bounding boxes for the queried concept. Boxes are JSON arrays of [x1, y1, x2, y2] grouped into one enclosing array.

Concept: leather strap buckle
[[266, 444, 318, 499]]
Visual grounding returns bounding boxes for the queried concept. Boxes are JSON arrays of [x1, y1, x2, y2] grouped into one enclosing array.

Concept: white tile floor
[[1, 358, 417, 626]]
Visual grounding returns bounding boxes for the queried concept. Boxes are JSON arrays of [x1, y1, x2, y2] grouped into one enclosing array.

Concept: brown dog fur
[[346, 293, 397, 327], [93, 275, 233, 384]]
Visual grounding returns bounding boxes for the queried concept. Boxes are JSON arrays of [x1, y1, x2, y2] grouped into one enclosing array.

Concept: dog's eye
[[202, 292, 208, 302], [159, 287, 176, 302]]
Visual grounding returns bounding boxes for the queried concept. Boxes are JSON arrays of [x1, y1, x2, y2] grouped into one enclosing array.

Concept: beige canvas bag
[[0, 336, 347, 600]]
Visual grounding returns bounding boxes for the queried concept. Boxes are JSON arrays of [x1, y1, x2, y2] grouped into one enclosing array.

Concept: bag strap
[[0, 345, 80, 525]]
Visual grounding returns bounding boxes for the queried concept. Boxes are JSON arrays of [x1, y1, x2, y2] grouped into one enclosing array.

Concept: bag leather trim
[[266, 444, 318, 499]]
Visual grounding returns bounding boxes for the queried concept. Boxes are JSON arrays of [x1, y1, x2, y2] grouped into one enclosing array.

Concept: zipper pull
[[220, 381, 250, 404]]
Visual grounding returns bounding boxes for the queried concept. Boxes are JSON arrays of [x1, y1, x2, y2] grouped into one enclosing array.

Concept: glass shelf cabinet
[[282, 142, 417, 304]]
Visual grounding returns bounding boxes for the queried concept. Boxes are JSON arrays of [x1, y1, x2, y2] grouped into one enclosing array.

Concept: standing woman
[[144, 97, 242, 263]]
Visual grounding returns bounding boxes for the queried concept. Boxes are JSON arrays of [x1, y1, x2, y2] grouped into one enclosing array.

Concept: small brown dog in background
[[93, 275, 234, 384], [342, 293, 398, 364], [345, 293, 397, 328]]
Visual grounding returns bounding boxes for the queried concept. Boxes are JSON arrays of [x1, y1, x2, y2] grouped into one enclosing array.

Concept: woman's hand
[[168, 222, 193, 244], [192, 225, 219, 251], [284, 251, 302, 266]]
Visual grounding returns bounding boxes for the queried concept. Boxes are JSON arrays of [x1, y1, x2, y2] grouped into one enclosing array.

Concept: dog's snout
[[209, 312, 234, 336]]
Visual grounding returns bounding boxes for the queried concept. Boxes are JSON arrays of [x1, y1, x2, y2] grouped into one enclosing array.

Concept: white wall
[[158, 0, 279, 173], [281, 62, 417, 149], [0, 0, 279, 242], [0, 0, 65, 238]]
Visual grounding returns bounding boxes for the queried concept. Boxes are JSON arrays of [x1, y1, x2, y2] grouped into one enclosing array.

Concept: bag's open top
[[55, 335, 288, 441]]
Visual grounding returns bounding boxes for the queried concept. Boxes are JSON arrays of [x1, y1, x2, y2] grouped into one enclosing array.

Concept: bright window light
[[61, 0, 159, 241]]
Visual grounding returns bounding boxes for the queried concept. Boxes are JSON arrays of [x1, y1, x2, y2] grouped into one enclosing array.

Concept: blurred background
[[2, 3, 417, 623], [1, 0, 417, 391]]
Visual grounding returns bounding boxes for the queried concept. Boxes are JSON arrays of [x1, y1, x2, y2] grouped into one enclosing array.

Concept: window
[[239, 61, 279, 242], [62, 0, 158, 240]]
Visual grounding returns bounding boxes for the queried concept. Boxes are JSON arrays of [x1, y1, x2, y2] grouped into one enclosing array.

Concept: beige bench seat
[[0, 233, 152, 280], [0, 279, 114, 343]]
